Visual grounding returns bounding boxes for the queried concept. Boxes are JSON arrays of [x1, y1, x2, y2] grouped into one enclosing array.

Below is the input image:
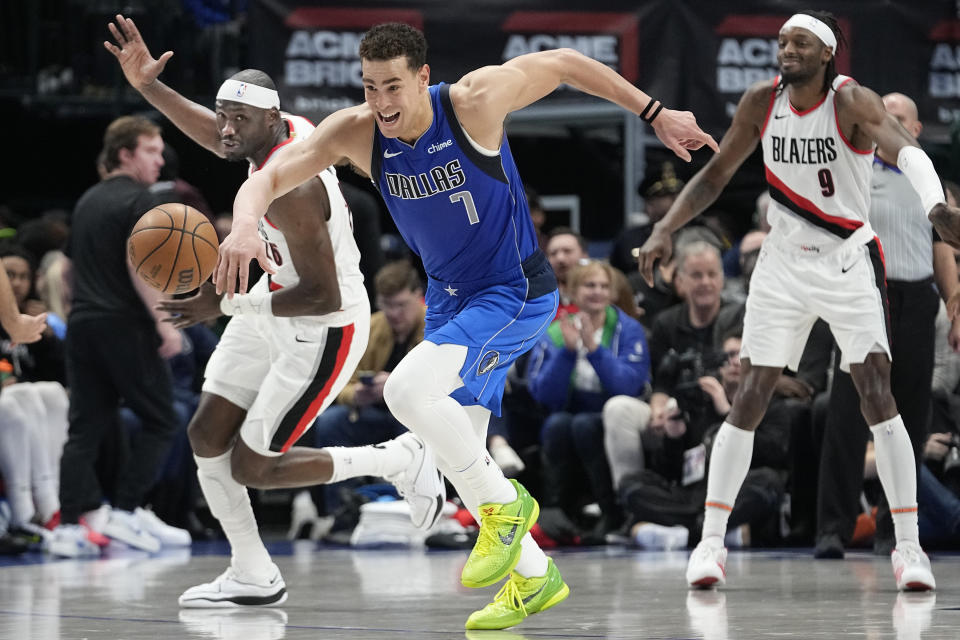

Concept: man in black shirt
[[51, 115, 185, 557]]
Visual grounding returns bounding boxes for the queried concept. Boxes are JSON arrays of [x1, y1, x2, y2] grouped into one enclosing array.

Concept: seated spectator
[[722, 229, 767, 305], [616, 331, 790, 548], [304, 260, 426, 526], [545, 227, 588, 317], [0, 244, 69, 541], [527, 261, 650, 540]]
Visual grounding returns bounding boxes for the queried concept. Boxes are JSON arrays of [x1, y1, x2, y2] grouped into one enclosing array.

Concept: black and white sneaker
[[179, 564, 288, 608], [386, 433, 446, 530]]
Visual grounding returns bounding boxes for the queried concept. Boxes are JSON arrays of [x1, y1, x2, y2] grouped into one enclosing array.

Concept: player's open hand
[[929, 203, 960, 251], [637, 227, 673, 288], [157, 282, 221, 329], [214, 220, 275, 297], [104, 14, 173, 90], [650, 108, 720, 163], [5, 312, 46, 346]]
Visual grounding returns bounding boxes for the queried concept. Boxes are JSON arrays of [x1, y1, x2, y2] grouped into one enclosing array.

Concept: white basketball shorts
[[742, 235, 890, 373], [203, 300, 370, 457]]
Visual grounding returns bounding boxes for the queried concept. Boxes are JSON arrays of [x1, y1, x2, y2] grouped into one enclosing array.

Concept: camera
[[656, 347, 727, 419], [357, 370, 375, 386]]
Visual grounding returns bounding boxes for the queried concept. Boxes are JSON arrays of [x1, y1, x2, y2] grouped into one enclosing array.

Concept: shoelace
[[491, 576, 528, 616], [475, 511, 525, 556]]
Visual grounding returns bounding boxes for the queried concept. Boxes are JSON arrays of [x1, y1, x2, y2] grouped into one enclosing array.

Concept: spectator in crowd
[[545, 227, 588, 317], [34, 249, 72, 335], [0, 244, 68, 543], [303, 260, 426, 523], [527, 260, 650, 540], [610, 162, 685, 275], [616, 331, 790, 549], [51, 115, 188, 557], [814, 93, 960, 559], [150, 144, 214, 220], [526, 186, 548, 249], [722, 229, 767, 305]]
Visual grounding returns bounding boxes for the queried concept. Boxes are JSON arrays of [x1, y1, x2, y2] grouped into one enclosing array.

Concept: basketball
[[128, 203, 219, 294]]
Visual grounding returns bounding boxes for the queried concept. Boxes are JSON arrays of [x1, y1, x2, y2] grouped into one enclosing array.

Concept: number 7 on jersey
[[449, 190, 479, 225]]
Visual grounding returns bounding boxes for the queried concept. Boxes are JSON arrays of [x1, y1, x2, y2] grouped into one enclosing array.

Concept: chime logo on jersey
[[384, 158, 466, 200], [770, 135, 838, 165]]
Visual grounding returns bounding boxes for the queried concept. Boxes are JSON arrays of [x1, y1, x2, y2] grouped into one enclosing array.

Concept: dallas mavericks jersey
[[760, 75, 875, 247], [250, 113, 366, 324], [371, 83, 540, 284]]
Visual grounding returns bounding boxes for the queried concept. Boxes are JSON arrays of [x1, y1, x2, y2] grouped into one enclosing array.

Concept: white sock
[[326, 439, 414, 483], [702, 422, 755, 541], [384, 341, 515, 504], [194, 451, 273, 581], [437, 455, 548, 578], [870, 415, 920, 544]]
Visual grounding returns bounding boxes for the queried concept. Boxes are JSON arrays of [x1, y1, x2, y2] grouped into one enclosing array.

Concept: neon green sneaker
[[465, 558, 570, 630], [461, 479, 539, 588]]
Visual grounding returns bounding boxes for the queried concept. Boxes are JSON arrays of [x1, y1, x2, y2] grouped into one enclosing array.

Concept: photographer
[[616, 331, 791, 548]]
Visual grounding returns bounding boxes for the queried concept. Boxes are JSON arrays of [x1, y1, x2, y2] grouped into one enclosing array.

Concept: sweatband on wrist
[[639, 98, 664, 124], [216, 79, 280, 110], [781, 14, 837, 51], [897, 146, 946, 215], [219, 291, 274, 316]]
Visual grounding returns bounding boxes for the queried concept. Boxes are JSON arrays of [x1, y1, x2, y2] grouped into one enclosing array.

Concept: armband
[[219, 291, 273, 316], [897, 146, 946, 215]]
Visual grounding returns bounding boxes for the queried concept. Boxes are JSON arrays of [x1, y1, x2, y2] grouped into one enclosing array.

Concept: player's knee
[[187, 419, 228, 458], [382, 370, 420, 419]]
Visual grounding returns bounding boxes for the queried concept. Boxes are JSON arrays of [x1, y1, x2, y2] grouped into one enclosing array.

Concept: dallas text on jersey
[[384, 158, 466, 200]]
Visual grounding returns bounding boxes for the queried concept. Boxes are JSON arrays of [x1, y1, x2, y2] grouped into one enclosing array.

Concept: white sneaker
[[489, 441, 525, 477], [135, 508, 192, 547], [179, 565, 287, 608], [891, 541, 936, 591], [386, 433, 446, 530], [49, 524, 101, 558], [102, 508, 161, 552], [686, 537, 727, 588]]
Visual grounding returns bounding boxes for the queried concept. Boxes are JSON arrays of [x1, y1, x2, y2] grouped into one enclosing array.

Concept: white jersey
[[249, 113, 366, 325], [760, 74, 875, 250]]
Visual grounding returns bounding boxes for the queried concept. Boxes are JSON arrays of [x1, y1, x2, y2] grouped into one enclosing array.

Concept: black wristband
[[639, 97, 657, 121], [647, 103, 664, 124]]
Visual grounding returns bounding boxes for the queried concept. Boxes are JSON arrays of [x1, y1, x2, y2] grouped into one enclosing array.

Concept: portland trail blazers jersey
[[249, 113, 366, 325], [370, 83, 540, 284], [760, 74, 875, 247]]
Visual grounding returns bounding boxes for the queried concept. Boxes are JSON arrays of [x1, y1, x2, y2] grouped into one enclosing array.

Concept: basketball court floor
[[0, 542, 956, 639]]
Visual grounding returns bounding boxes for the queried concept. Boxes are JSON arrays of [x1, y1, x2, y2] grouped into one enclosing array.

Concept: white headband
[[216, 79, 280, 110], [780, 14, 837, 51]]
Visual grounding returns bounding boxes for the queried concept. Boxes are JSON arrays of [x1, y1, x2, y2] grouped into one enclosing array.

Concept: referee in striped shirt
[[814, 93, 960, 559]]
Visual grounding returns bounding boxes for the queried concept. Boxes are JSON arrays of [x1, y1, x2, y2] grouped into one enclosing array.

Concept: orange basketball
[[128, 203, 219, 294]]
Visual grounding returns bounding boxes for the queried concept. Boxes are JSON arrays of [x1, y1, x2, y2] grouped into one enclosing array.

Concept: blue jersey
[[371, 83, 540, 283]]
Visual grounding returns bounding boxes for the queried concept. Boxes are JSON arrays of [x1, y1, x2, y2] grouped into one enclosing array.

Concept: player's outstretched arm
[[847, 85, 960, 248], [104, 14, 223, 156], [216, 106, 370, 296], [452, 48, 718, 161], [636, 81, 770, 286]]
